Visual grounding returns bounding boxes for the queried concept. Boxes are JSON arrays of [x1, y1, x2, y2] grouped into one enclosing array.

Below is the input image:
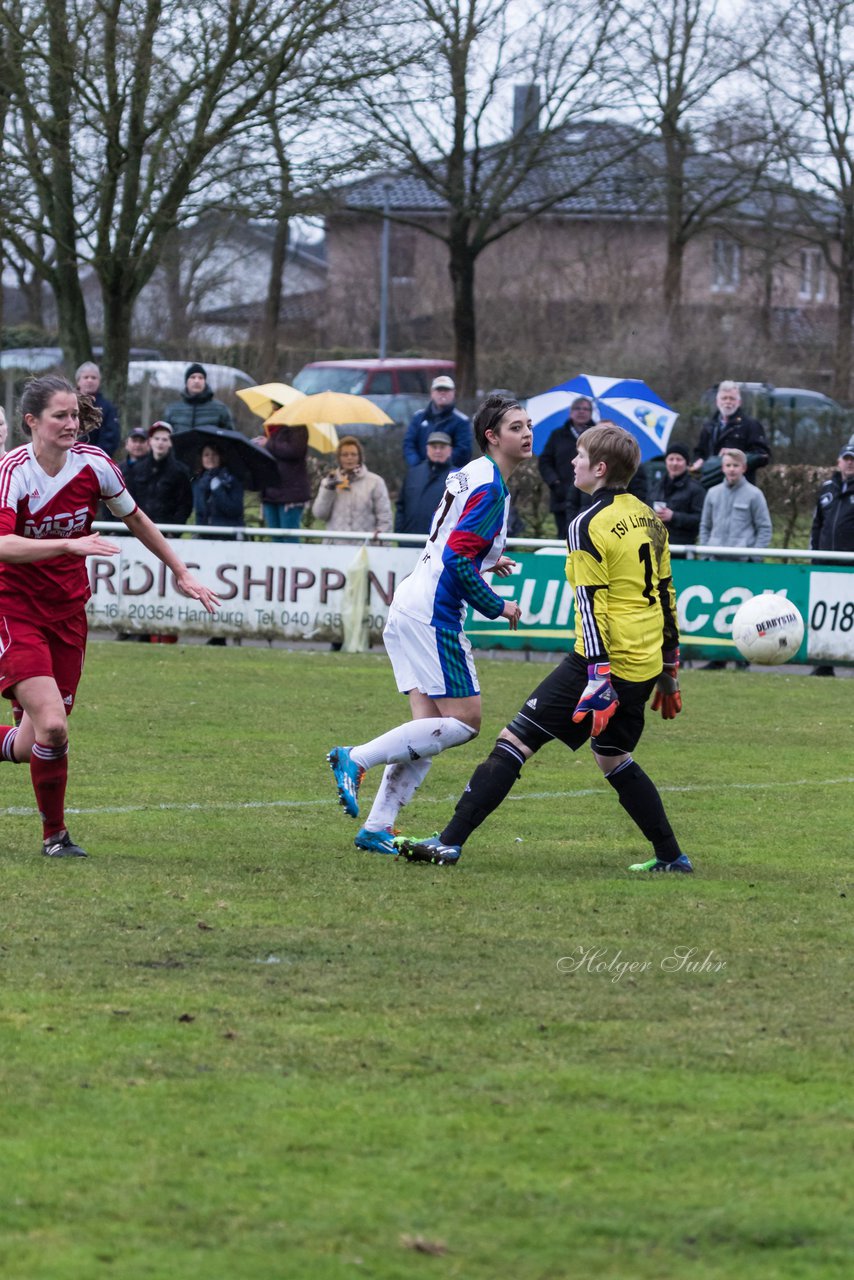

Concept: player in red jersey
[[0, 375, 220, 858]]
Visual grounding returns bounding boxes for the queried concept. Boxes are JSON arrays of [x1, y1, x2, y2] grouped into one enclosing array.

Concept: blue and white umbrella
[[528, 375, 678, 462]]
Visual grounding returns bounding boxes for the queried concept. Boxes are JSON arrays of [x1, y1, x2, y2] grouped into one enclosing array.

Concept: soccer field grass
[[1, 645, 850, 1279]]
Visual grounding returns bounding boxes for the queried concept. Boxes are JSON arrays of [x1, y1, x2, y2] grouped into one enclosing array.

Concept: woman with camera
[[311, 436, 392, 543]]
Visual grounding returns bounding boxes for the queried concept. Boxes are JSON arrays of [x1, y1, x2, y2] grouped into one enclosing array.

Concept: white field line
[[1, 776, 851, 819]]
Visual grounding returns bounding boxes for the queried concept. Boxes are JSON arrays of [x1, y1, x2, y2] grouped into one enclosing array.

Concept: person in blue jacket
[[192, 444, 245, 530], [403, 376, 472, 470], [395, 431, 455, 534]]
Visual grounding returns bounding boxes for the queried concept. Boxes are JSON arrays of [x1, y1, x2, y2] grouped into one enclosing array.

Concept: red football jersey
[[0, 442, 137, 623]]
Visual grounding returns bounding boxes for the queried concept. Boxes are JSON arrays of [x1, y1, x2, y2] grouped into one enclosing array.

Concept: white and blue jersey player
[[327, 395, 533, 855]]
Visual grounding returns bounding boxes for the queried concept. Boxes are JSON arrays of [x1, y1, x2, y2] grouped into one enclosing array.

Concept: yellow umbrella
[[267, 391, 394, 428], [236, 381, 303, 420], [263, 408, 339, 455]]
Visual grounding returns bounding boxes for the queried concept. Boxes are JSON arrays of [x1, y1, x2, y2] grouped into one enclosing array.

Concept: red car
[[292, 358, 455, 400]]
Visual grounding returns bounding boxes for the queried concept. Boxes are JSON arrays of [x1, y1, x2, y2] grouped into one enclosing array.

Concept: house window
[[712, 237, 741, 292], [799, 248, 827, 301]]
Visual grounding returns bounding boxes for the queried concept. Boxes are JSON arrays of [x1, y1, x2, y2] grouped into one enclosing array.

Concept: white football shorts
[[383, 605, 479, 698]]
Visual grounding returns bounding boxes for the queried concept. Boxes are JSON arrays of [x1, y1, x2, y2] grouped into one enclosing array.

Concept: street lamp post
[[379, 182, 392, 359]]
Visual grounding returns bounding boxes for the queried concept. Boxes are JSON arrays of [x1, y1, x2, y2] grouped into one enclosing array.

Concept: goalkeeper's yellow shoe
[[629, 854, 694, 873]]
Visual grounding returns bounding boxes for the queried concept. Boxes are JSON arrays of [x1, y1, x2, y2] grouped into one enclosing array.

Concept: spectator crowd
[[21, 357, 850, 669], [51, 361, 853, 574]]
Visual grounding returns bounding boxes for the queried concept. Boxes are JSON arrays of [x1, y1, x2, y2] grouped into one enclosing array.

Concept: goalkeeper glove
[[651, 647, 682, 719], [572, 662, 619, 736]]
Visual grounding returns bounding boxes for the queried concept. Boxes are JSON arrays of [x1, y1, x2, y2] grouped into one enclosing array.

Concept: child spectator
[[192, 444, 245, 530]]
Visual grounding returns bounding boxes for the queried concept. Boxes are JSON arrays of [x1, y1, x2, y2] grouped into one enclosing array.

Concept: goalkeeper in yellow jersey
[[397, 423, 693, 872]]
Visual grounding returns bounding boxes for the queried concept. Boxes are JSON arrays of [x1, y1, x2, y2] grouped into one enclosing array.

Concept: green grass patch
[[0, 646, 851, 1278]]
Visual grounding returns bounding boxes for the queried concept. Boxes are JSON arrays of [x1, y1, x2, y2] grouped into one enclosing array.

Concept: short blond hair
[[721, 448, 747, 468], [579, 423, 640, 487]]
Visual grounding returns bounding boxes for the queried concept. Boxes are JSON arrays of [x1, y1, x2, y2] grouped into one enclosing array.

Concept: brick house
[[322, 120, 836, 362]]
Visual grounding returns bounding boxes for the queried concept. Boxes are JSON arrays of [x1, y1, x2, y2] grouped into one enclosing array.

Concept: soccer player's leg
[[400, 654, 588, 864], [13, 675, 82, 857], [0, 714, 27, 763], [591, 675, 693, 873], [2, 707, 34, 766], [330, 617, 480, 820], [350, 692, 479, 770], [11, 613, 89, 858], [0, 617, 36, 765], [355, 759, 433, 855]]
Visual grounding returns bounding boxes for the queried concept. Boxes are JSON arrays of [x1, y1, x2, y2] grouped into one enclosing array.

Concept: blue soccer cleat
[[395, 833, 462, 866], [327, 746, 364, 819], [628, 853, 694, 874], [354, 826, 397, 856]]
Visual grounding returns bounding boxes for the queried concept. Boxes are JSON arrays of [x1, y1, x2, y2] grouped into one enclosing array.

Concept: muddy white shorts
[[383, 605, 479, 698]]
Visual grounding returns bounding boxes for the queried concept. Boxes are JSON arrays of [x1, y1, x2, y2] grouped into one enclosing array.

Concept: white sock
[[365, 759, 432, 832], [351, 717, 477, 770]]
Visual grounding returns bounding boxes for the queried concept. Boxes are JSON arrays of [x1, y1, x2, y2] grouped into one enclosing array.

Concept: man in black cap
[[809, 438, 854, 676], [647, 442, 706, 544], [395, 430, 456, 534], [403, 375, 472, 469], [162, 363, 234, 433], [119, 427, 150, 482]]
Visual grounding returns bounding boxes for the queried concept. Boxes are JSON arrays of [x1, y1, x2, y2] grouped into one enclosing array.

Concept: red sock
[[31, 741, 69, 840], [0, 725, 21, 762]]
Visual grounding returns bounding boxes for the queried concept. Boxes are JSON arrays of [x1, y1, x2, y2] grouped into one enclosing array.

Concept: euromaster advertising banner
[[468, 555, 853, 663], [85, 540, 853, 664]]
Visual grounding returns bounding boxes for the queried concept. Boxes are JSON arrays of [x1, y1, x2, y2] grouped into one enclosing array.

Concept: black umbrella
[[171, 427, 279, 490]]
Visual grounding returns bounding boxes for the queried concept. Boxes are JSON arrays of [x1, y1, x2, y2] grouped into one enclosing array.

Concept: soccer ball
[[731, 594, 805, 665]]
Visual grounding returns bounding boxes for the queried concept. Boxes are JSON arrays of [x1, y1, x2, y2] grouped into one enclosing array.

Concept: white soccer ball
[[731, 594, 805, 665]]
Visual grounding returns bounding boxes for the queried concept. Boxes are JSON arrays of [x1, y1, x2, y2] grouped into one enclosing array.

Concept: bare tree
[[759, 0, 854, 400], [259, 97, 295, 378], [0, 29, 8, 342], [229, 103, 375, 378], [621, 0, 772, 326], [0, 0, 373, 405], [344, 0, 627, 399]]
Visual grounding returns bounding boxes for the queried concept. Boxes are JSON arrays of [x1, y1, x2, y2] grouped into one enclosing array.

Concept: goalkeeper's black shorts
[[506, 651, 658, 757]]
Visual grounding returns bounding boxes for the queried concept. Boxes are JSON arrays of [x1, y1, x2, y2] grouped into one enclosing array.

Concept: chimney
[[513, 84, 541, 136]]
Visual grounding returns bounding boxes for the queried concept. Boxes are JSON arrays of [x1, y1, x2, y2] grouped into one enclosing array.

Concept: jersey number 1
[[638, 543, 655, 607]]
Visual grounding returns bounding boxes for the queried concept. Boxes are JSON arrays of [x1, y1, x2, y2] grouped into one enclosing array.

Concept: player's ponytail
[[77, 394, 103, 439]]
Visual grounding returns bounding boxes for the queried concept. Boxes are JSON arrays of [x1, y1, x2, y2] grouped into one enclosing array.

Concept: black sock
[[441, 740, 526, 847], [605, 758, 681, 862]]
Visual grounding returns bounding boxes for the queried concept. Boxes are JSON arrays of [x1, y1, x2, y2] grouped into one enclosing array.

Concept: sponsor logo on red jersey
[[24, 506, 90, 538]]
